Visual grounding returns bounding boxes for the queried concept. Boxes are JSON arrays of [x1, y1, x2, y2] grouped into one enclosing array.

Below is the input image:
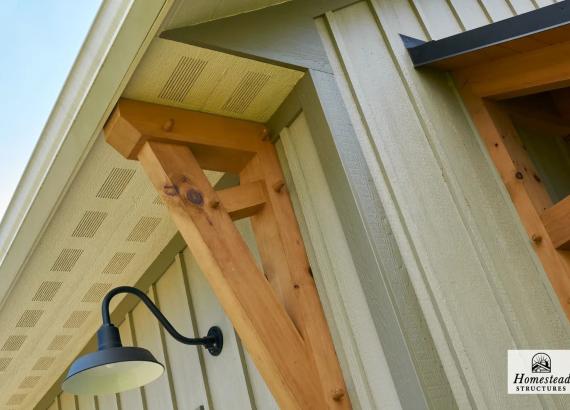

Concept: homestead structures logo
[[509, 350, 570, 394], [532, 353, 551, 373]]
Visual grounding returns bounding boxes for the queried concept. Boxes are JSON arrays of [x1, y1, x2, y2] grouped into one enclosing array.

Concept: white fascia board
[[0, 0, 174, 307]]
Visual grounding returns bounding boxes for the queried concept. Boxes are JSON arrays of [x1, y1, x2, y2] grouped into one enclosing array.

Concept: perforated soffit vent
[[159, 56, 207, 102]]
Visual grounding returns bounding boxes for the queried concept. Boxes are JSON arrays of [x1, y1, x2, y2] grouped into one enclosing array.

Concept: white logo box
[[508, 350, 570, 394]]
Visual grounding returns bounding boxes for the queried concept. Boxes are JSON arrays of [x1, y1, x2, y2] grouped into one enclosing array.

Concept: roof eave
[[0, 0, 174, 308]]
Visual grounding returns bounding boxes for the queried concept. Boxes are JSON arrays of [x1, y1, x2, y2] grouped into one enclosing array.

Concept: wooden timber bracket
[[104, 99, 350, 409]]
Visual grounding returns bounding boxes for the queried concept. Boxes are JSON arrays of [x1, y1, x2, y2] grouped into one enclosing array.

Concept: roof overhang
[[402, 1, 570, 70], [0, 0, 300, 406]]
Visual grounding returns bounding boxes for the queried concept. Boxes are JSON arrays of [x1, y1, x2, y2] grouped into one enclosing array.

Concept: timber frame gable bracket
[[104, 98, 350, 409]]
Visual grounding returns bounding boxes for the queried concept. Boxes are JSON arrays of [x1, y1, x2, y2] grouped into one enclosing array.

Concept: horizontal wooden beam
[[104, 99, 268, 172], [456, 40, 570, 99], [542, 196, 570, 250], [216, 181, 266, 220]]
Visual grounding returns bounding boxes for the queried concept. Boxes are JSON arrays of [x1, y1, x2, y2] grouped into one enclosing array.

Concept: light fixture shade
[[62, 346, 164, 395]]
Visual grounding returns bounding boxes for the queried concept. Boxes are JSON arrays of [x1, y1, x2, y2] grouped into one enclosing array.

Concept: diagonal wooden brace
[[104, 99, 350, 409], [138, 141, 325, 408]]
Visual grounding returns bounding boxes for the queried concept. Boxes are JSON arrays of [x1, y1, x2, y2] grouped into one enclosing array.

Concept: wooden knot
[[515, 171, 524, 180], [293, 284, 300, 289], [162, 118, 175, 132], [531, 234, 542, 244], [209, 199, 221, 209], [272, 180, 286, 193], [331, 388, 345, 401], [186, 189, 204, 205]]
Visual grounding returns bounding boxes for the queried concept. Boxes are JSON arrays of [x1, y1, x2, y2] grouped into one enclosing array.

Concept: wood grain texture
[[455, 40, 570, 99], [216, 181, 266, 221], [137, 141, 326, 409], [485, 101, 553, 213], [103, 91, 349, 408], [230, 218, 279, 409], [105, 98, 265, 171], [241, 143, 350, 410], [542, 196, 570, 250]]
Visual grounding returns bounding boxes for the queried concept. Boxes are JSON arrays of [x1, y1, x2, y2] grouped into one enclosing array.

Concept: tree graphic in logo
[[532, 353, 551, 373]]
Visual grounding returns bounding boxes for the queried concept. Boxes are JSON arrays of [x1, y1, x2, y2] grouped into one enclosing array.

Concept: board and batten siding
[[47, 220, 278, 410], [314, 0, 570, 409]]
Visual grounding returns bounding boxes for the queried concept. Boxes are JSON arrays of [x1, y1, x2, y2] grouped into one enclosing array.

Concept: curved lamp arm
[[101, 286, 223, 356]]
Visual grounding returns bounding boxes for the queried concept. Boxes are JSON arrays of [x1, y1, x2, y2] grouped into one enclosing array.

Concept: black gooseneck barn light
[[62, 286, 223, 395]]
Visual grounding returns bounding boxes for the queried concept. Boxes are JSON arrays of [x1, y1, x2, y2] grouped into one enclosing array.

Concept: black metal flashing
[[402, 1, 570, 68]]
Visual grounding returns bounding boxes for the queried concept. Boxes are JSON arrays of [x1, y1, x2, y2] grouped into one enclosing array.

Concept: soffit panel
[[123, 38, 304, 122], [164, 0, 290, 29], [0, 136, 221, 409]]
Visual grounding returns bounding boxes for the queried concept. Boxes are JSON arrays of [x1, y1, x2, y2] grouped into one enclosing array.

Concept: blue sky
[[0, 1, 101, 219]]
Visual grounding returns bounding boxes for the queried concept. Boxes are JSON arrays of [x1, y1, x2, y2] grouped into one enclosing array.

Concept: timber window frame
[[452, 42, 570, 319]]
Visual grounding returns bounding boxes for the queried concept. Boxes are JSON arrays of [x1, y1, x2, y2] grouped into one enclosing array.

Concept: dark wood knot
[[186, 188, 204, 205]]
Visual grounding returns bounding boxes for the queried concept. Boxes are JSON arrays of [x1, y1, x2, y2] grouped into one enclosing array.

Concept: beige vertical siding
[[76, 395, 96, 410], [117, 315, 145, 409], [52, 221, 277, 410], [317, 0, 570, 409], [410, 0, 552, 39], [59, 394, 76, 410]]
